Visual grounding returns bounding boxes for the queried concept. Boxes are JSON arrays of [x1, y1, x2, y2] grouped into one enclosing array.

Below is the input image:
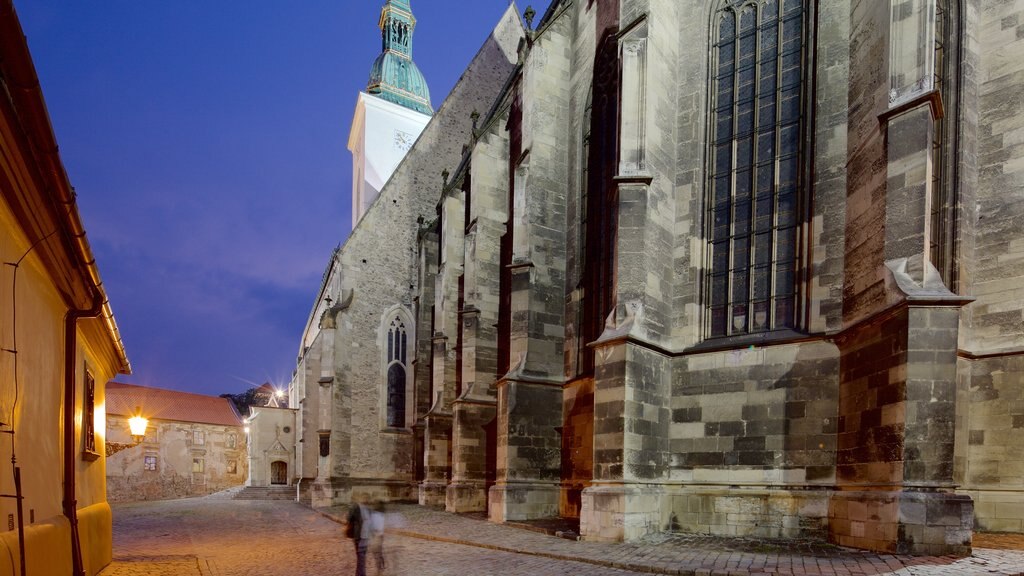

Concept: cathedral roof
[[366, 0, 433, 116]]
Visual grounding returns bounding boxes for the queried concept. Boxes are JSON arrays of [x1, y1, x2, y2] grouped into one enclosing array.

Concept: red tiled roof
[[106, 382, 242, 427]]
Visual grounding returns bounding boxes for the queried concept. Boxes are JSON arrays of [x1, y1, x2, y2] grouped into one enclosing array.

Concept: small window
[[192, 458, 205, 473], [227, 460, 238, 474], [83, 371, 97, 455], [144, 455, 158, 471], [193, 430, 205, 446], [319, 431, 331, 458], [226, 434, 237, 449]]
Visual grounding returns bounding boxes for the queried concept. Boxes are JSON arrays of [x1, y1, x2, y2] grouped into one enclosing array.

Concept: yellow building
[[0, 1, 131, 574]]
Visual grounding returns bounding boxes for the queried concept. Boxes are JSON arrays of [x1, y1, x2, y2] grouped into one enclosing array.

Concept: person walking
[[345, 497, 372, 576], [369, 500, 387, 574]]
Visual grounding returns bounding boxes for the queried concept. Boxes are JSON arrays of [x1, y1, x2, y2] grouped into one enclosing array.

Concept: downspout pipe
[[63, 290, 103, 576]]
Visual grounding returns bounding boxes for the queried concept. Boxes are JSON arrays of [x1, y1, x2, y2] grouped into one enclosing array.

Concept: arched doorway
[[271, 460, 287, 485]]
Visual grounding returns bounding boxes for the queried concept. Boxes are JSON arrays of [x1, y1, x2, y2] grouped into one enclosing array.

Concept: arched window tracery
[[384, 316, 409, 428]]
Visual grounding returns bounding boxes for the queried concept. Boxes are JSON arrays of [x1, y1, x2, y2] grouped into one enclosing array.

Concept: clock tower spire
[[347, 0, 433, 229]]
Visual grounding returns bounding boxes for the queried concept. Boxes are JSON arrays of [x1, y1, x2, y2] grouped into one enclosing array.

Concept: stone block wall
[[836, 312, 908, 486], [961, 355, 1024, 532], [664, 489, 829, 539], [321, 8, 522, 505], [671, 342, 839, 485], [561, 377, 594, 518]]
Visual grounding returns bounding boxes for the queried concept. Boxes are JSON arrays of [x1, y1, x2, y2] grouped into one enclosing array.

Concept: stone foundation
[[446, 481, 489, 512], [581, 483, 665, 542], [419, 481, 448, 507], [488, 482, 560, 522], [664, 488, 830, 539], [829, 490, 973, 555], [962, 489, 1024, 533]]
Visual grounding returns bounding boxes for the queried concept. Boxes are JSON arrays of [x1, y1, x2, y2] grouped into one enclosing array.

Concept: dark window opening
[[319, 432, 330, 457], [930, 0, 957, 288], [578, 30, 621, 375], [386, 317, 409, 428], [706, 0, 808, 338], [387, 363, 406, 427]]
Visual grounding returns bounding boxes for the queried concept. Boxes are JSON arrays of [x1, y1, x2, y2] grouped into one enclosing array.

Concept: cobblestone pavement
[[100, 496, 1024, 576], [99, 498, 654, 576]]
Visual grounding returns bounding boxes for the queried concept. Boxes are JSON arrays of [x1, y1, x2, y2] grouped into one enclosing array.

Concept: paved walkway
[[100, 496, 1024, 576], [319, 504, 1024, 576]]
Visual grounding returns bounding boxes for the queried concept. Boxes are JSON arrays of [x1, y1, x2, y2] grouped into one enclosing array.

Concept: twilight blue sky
[[16, 0, 550, 395]]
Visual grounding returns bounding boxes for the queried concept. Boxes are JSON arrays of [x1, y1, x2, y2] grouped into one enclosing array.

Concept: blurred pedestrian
[[345, 496, 372, 576], [370, 500, 387, 573]]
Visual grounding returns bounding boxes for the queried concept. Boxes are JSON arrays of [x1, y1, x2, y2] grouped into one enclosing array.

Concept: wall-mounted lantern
[[128, 406, 148, 444]]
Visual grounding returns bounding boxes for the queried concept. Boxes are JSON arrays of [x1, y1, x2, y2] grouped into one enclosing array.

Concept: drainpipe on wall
[[63, 291, 103, 576]]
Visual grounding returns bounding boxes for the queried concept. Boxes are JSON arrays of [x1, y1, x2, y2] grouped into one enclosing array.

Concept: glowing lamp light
[[128, 406, 148, 444]]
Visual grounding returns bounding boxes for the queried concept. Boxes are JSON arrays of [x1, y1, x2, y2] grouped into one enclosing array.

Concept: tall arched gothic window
[[385, 316, 408, 427], [706, 0, 807, 338], [930, 0, 956, 287]]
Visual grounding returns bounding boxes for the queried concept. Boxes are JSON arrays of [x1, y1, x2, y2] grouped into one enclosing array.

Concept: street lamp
[[127, 406, 148, 444]]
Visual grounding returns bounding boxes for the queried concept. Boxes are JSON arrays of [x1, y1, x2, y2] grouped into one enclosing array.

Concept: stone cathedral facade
[[283, 0, 1024, 556]]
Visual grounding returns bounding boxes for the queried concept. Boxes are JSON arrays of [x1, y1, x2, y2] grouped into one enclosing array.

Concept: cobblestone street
[[100, 496, 1024, 576]]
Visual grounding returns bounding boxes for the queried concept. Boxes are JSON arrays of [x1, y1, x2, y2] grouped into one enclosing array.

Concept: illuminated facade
[[105, 383, 247, 502], [0, 2, 131, 573]]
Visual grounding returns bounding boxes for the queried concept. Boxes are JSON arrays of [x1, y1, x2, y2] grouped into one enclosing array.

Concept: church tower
[[347, 0, 433, 229]]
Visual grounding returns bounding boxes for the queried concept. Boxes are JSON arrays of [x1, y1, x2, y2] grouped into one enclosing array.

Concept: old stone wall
[[663, 341, 838, 539], [961, 356, 1024, 532], [107, 418, 247, 502], [954, 0, 1024, 534], [490, 2, 573, 523], [324, 6, 523, 505]]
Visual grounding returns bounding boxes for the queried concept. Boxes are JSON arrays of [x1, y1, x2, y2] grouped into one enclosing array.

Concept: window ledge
[[614, 173, 654, 185], [879, 89, 944, 125], [684, 329, 819, 355], [380, 426, 413, 435]]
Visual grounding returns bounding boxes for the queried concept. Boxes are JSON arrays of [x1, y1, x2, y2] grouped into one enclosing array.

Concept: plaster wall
[[246, 407, 297, 487], [107, 417, 247, 501], [0, 193, 119, 575]]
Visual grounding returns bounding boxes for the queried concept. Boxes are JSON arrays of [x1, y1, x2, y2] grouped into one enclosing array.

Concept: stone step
[[233, 486, 297, 501]]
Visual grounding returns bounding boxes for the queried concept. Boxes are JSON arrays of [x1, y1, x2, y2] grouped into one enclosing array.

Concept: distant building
[[0, 2, 131, 574], [106, 383, 247, 502], [245, 405, 299, 488]]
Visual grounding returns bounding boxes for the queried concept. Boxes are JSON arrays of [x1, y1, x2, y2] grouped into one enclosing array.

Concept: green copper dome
[[367, 0, 433, 116]]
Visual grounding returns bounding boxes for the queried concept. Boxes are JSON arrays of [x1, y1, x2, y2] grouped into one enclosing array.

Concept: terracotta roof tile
[[106, 382, 242, 427]]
